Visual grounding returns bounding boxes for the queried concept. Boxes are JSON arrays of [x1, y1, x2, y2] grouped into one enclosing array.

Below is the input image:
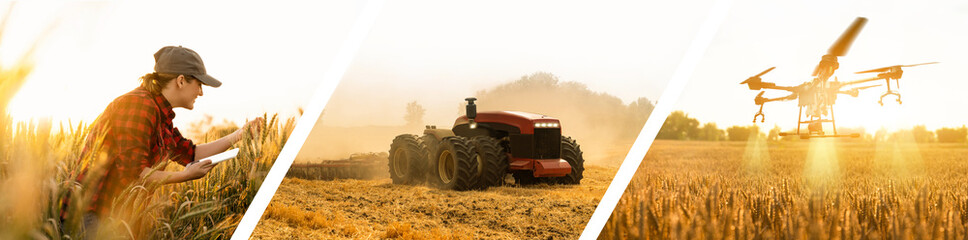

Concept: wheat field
[[601, 140, 968, 239], [0, 114, 294, 239]]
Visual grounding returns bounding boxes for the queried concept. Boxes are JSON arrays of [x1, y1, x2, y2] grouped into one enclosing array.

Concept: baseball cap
[[153, 46, 222, 87]]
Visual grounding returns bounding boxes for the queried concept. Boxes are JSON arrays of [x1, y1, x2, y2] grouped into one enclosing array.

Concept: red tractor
[[388, 97, 584, 190]]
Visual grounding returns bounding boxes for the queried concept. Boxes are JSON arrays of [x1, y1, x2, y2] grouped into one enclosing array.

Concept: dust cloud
[[470, 72, 653, 166], [296, 72, 654, 167]]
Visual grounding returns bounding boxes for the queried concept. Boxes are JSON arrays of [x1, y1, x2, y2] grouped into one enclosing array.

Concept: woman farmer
[[67, 46, 263, 237]]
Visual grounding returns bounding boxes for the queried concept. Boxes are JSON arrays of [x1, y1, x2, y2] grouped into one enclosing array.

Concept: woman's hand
[[228, 117, 265, 143], [243, 117, 265, 136], [183, 159, 216, 180], [195, 116, 266, 162]]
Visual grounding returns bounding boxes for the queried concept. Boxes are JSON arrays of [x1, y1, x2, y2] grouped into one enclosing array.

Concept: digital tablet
[[204, 148, 240, 164]]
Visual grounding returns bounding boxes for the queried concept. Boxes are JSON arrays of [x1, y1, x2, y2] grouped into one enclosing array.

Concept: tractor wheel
[[470, 136, 508, 189], [429, 136, 478, 191], [554, 136, 585, 185], [420, 134, 440, 161], [419, 134, 440, 183], [512, 171, 541, 185], [388, 134, 425, 184]]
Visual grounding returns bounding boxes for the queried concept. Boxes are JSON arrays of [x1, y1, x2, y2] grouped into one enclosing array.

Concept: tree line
[[657, 110, 968, 143]]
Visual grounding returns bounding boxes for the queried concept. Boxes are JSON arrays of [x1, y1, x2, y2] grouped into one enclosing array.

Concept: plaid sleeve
[[110, 95, 158, 184], [170, 127, 196, 166]]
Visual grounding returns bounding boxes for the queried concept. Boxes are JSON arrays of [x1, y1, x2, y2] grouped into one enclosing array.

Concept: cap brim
[[193, 74, 222, 88]]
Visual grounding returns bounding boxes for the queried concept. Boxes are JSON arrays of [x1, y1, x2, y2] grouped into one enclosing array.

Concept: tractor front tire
[[388, 134, 425, 184], [554, 136, 585, 185], [430, 136, 478, 191], [470, 136, 508, 189]]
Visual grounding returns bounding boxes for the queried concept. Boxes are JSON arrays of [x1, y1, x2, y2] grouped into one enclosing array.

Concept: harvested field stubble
[[601, 140, 968, 239], [252, 166, 617, 239]]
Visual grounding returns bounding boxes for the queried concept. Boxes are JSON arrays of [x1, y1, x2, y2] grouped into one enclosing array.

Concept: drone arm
[[744, 79, 799, 92], [757, 93, 798, 104], [837, 89, 864, 97], [750, 92, 797, 123], [758, 84, 799, 92], [740, 67, 797, 92]]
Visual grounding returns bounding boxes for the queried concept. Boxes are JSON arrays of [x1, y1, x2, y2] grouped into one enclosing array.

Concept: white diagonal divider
[[578, 0, 732, 238], [230, 0, 385, 239]]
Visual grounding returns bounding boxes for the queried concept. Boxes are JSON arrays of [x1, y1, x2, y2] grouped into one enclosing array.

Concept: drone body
[[740, 17, 936, 139]]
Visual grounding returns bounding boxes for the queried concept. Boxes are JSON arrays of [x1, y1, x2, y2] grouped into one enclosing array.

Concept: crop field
[[0, 114, 294, 239], [251, 164, 617, 239], [601, 140, 968, 239]]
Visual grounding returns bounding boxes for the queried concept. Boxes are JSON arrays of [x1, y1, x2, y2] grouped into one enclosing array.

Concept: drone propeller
[[740, 67, 776, 90], [828, 17, 867, 57], [813, 17, 868, 77], [753, 67, 776, 78], [855, 62, 939, 74], [740, 67, 775, 84]]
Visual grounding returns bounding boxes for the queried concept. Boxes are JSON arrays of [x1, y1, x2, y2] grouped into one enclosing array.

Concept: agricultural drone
[[740, 17, 936, 139]]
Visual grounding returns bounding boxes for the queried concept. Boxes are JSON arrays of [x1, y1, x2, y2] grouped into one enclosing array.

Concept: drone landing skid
[[879, 92, 901, 106]]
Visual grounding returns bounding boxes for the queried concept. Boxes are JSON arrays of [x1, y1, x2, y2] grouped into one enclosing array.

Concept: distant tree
[[727, 125, 760, 141], [623, 97, 655, 139], [767, 125, 781, 141], [404, 101, 425, 127], [936, 126, 967, 143], [911, 125, 936, 143], [893, 125, 936, 143], [697, 122, 725, 141], [874, 127, 889, 142], [478, 72, 562, 97], [627, 97, 655, 124], [657, 111, 699, 140]]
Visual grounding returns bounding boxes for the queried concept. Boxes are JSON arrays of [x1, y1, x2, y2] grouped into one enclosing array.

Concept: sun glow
[[2, 2, 363, 129], [832, 93, 906, 133]]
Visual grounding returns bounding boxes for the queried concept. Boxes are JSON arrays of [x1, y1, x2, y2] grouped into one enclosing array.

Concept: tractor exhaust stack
[[465, 97, 478, 129]]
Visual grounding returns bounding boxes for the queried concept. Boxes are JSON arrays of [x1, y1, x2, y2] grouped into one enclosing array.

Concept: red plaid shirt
[[75, 87, 196, 216]]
